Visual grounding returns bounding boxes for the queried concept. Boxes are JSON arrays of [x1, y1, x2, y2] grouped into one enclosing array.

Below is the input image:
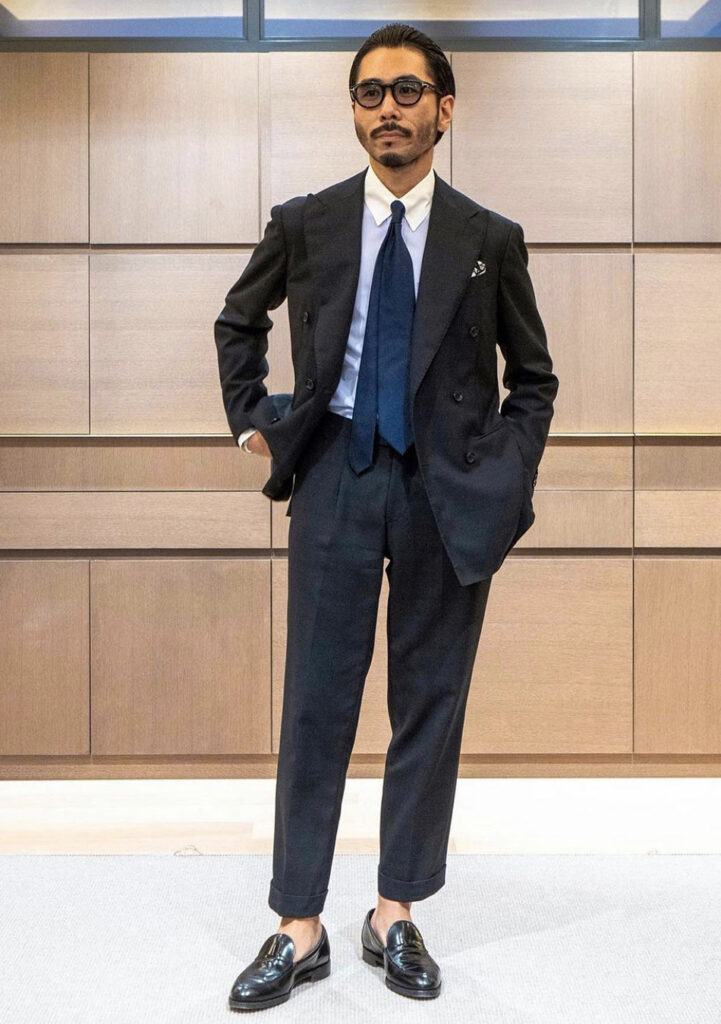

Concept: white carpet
[[2, 853, 720, 1022]]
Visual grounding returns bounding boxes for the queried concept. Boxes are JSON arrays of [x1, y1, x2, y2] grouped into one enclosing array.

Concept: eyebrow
[[356, 74, 423, 86]]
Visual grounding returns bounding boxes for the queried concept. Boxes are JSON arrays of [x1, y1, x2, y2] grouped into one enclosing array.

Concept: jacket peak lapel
[[303, 168, 484, 400]]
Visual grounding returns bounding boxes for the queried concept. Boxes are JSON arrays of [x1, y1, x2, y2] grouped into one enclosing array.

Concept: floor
[[3, 777, 720, 1022]]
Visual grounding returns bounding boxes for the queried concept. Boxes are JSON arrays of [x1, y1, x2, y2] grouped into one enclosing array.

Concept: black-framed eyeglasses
[[349, 78, 442, 109]]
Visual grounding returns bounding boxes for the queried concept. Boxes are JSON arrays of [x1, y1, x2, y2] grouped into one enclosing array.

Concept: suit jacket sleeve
[[214, 203, 288, 443], [496, 220, 559, 486]]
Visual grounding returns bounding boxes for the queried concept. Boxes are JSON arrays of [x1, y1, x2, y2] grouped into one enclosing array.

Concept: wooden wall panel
[[634, 53, 721, 242], [272, 500, 292, 549], [1, 48, 720, 773], [636, 492, 721, 549], [464, 558, 633, 753], [512, 253, 633, 434], [89, 53, 259, 244], [91, 559, 271, 755], [520, 490, 632, 550], [0, 254, 89, 434], [260, 297, 295, 397], [635, 252, 721, 434], [90, 250, 260, 434], [261, 50, 451, 214], [0, 560, 88, 755], [531, 442, 631, 491], [0, 53, 88, 243], [451, 52, 632, 242], [0, 492, 271, 549], [635, 440, 721, 489], [0, 439, 268, 493], [635, 559, 721, 753], [517, 442, 632, 549]]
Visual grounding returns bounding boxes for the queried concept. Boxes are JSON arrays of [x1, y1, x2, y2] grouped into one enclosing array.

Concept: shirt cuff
[[238, 428, 257, 452]]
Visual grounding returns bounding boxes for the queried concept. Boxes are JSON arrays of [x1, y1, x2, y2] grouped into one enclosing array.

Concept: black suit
[[215, 167, 558, 585], [214, 168, 558, 917]]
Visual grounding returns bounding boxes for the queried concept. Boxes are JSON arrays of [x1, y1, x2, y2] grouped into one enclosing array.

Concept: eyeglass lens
[[355, 80, 423, 107]]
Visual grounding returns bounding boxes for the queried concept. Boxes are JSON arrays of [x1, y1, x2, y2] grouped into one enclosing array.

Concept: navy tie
[[348, 198, 416, 474]]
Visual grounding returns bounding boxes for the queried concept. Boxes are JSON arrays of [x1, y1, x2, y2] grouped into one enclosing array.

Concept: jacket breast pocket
[[467, 268, 496, 291], [459, 274, 497, 326]]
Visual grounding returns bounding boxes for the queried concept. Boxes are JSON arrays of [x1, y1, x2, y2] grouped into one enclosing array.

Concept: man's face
[[351, 46, 453, 169]]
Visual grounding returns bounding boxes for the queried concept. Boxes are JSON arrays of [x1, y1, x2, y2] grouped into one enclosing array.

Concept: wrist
[[239, 428, 257, 453]]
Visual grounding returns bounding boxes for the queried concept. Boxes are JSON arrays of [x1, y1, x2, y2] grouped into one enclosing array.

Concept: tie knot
[[390, 199, 405, 224]]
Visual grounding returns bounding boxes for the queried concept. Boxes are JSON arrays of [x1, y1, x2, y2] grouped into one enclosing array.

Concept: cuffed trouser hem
[[268, 881, 328, 918], [377, 862, 446, 902]]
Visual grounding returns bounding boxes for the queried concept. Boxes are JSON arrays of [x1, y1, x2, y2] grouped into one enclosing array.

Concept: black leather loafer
[[361, 907, 441, 998], [228, 924, 330, 1011]]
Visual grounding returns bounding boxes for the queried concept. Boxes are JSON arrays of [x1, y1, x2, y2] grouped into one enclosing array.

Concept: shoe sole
[[228, 957, 331, 1011], [361, 945, 441, 999]]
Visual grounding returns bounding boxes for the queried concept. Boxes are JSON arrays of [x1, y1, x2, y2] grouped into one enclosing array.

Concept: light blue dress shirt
[[239, 161, 435, 449]]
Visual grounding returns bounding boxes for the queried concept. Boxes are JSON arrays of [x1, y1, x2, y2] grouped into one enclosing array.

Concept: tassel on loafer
[[228, 924, 330, 1011], [361, 907, 441, 998]]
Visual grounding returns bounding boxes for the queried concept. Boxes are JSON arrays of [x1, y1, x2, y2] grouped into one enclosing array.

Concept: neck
[[369, 153, 433, 198]]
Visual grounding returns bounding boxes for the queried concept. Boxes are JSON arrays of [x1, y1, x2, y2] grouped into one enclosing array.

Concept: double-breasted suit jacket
[[214, 167, 559, 586]]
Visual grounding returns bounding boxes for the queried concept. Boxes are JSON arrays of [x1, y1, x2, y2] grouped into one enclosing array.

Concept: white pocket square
[[470, 259, 486, 278]]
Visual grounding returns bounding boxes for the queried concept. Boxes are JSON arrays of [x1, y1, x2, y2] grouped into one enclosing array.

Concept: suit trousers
[[268, 409, 493, 918]]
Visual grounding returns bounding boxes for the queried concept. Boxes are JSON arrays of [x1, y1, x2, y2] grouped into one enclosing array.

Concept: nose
[[378, 89, 402, 121]]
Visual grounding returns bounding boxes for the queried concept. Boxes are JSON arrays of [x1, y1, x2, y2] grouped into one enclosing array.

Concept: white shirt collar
[[364, 161, 435, 231]]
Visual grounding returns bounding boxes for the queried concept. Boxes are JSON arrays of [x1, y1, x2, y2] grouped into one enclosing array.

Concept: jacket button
[[469, 325, 479, 337], [301, 311, 310, 322], [452, 391, 463, 402], [465, 451, 476, 464], [304, 377, 315, 390], [270, 415, 280, 423]]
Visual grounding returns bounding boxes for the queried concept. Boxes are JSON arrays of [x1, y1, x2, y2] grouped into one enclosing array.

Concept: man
[[215, 23, 558, 1010]]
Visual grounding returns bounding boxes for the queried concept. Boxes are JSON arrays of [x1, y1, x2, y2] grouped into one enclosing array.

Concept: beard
[[355, 116, 438, 167]]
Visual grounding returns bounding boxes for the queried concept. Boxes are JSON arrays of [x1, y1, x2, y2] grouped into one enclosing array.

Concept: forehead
[[356, 46, 429, 82]]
